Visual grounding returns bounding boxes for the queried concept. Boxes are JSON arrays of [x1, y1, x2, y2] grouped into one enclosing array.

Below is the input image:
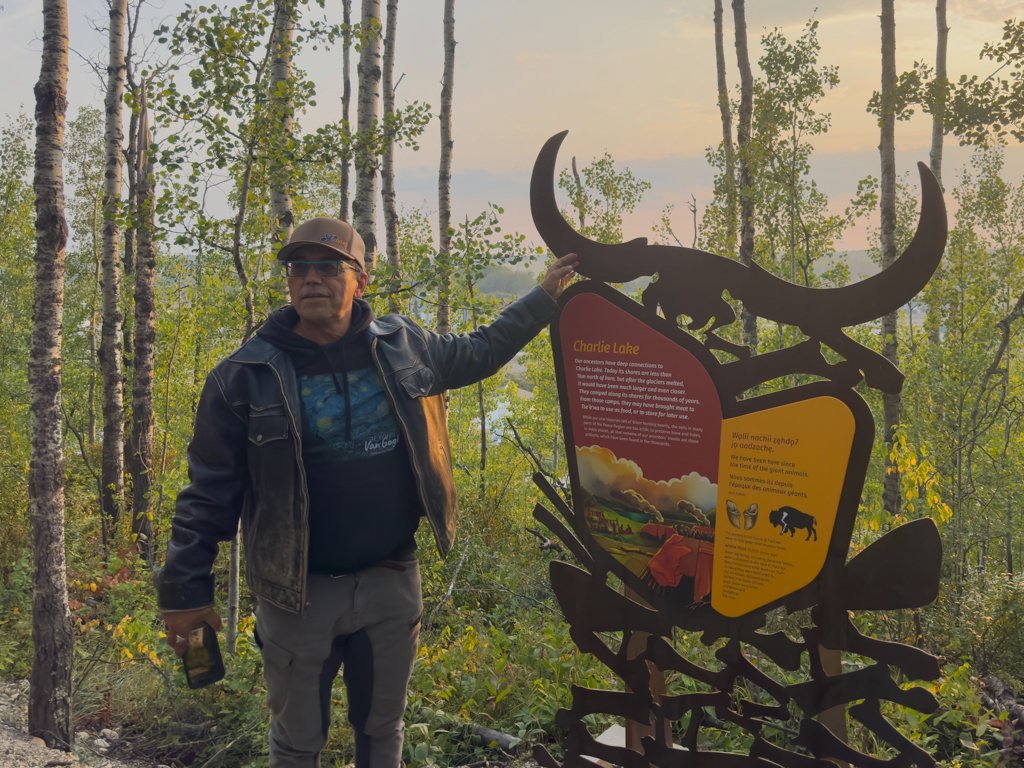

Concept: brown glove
[[161, 606, 224, 658]]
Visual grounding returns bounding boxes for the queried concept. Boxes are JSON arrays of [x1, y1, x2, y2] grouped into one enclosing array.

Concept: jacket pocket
[[248, 407, 289, 445], [398, 366, 435, 398]]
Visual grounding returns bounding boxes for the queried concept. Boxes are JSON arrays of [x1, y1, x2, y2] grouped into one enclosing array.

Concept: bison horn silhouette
[[530, 131, 948, 396]]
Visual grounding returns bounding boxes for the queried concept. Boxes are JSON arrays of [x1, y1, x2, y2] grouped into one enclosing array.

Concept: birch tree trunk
[[29, 0, 73, 748], [227, 524, 240, 653], [570, 156, 585, 229], [121, 2, 143, 393], [232, 149, 258, 341], [129, 89, 155, 562], [929, 0, 947, 192], [99, 0, 128, 531], [381, 0, 401, 313], [436, 0, 455, 335], [880, 0, 901, 518], [926, 0, 947, 347], [121, 104, 137, 373], [466, 264, 485, 498], [352, 0, 381, 274], [732, 0, 758, 354], [269, 0, 294, 306], [714, 0, 737, 253], [340, 0, 353, 221], [88, 211, 100, 443]]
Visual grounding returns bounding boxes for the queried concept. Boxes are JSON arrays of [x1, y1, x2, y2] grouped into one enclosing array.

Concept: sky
[[1, 0, 1022, 256]]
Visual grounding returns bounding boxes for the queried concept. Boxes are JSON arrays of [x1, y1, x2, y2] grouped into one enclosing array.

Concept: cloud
[[576, 445, 718, 514], [615, 488, 664, 521]]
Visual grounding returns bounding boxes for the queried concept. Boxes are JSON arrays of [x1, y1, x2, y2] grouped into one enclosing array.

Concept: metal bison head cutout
[[527, 131, 948, 768]]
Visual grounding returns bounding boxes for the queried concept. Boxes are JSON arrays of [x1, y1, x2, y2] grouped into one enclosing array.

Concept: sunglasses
[[284, 260, 360, 278]]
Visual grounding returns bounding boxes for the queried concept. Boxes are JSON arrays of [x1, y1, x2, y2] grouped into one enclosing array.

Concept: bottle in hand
[[183, 621, 225, 689]]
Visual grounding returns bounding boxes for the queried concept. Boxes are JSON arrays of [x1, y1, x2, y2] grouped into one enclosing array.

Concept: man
[[156, 216, 577, 768]]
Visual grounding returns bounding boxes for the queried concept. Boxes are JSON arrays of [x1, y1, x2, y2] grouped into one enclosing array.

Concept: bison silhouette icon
[[769, 505, 817, 541]]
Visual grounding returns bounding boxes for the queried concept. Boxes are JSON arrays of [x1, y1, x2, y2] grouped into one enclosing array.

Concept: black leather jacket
[[156, 286, 557, 615]]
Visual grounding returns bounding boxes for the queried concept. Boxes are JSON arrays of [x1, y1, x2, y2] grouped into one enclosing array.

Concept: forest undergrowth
[[2, 446, 1024, 768]]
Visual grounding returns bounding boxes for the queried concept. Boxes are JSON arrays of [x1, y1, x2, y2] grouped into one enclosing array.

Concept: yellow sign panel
[[711, 397, 855, 617]]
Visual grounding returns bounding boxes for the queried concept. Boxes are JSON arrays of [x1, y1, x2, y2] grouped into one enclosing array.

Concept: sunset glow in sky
[[2, 0, 1022, 255]]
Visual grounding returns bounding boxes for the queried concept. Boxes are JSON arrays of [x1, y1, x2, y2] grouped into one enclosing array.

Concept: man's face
[[286, 243, 368, 325]]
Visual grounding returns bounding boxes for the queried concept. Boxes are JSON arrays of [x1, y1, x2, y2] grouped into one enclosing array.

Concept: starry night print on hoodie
[[256, 301, 421, 575]]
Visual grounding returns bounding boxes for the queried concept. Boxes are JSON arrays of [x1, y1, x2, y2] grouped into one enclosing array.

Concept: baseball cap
[[277, 217, 366, 271]]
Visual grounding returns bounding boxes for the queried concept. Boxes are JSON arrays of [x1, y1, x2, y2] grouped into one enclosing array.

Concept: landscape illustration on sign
[[576, 444, 717, 606]]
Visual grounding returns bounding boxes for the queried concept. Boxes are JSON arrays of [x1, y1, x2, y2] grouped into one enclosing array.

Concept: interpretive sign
[[713, 396, 854, 616], [527, 131, 949, 768], [551, 281, 868, 628]]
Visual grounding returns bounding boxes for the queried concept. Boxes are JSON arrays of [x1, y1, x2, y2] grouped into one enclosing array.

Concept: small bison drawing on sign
[[770, 506, 817, 541]]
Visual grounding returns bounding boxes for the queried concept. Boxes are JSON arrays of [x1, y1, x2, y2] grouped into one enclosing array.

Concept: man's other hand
[[541, 253, 579, 301], [161, 606, 224, 658]]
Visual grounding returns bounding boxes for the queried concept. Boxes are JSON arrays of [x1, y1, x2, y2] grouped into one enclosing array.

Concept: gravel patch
[[0, 681, 165, 768]]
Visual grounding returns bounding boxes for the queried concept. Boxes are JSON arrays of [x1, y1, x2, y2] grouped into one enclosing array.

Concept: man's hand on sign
[[541, 253, 579, 301], [161, 606, 224, 658]]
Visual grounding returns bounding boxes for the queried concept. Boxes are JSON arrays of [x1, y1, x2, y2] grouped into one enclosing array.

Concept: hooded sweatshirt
[[256, 301, 421, 574]]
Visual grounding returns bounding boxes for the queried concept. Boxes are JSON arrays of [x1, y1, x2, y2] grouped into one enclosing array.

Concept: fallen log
[[979, 674, 1024, 728], [978, 674, 1024, 763], [526, 525, 563, 553], [467, 723, 522, 753]]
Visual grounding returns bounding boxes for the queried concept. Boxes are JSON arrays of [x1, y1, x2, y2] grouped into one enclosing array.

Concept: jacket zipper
[[371, 337, 444, 553], [235, 358, 310, 615]]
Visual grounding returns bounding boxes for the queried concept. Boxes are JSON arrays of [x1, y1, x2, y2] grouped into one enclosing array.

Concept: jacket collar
[[229, 335, 287, 365], [228, 336, 304, 431], [367, 314, 406, 338]]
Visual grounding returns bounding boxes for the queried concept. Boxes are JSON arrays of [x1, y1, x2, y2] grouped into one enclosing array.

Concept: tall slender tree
[[339, 0, 353, 221], [925, 0, 948, 348], [29, 0, 73, 749], [129, 87, 155, 561], [352, 0, 382, 273], [64, 107, 105, 445], [270, 0, 295, 252], [436, 0, 456, 334], [381, 0, 401, 313], [121, 0, 145, 388], [879, 0, 901, 518], [99, 0, 128, 530], [714, 0, 736, 253], [930, 0, 948, 190], [732, 0, 757, 353]]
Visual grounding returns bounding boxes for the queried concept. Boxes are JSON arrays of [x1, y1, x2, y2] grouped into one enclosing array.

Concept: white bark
[[436, 0, 455, 334], [29, 0, 73, 749], [227, 526, 240, 654], [714, 0, 736, 253], [100, 0, 127, 529], [352, 0, 381, 273], [926, 0, 948, 348], [381, 0, 401, 313], [130, 88, 155, 562], [340, 0, 352, 221], [930, 0, 948, 191], [270, 0, 294, 249], [880, 0, 901, 518], [267, 0, 294, 308], [732, 0, 757, 352]]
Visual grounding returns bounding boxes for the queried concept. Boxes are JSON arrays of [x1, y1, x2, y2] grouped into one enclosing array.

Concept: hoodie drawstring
[[323, 346, 352, 442]]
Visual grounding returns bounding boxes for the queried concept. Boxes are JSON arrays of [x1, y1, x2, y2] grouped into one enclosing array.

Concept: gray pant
[[255, 560, 422, 768]]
